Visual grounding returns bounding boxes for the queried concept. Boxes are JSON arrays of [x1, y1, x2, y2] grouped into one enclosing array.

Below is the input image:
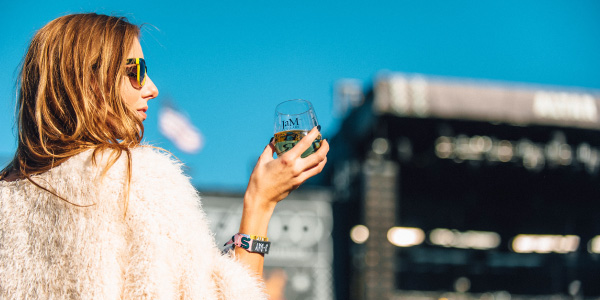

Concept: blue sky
[[1, 1, 599, 191]]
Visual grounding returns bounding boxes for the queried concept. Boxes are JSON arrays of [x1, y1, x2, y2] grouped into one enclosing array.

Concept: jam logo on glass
[[273, 99, 321, 158]]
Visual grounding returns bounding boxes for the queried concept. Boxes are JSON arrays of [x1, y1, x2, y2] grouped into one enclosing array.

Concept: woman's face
[[121, 37, 159, 121]]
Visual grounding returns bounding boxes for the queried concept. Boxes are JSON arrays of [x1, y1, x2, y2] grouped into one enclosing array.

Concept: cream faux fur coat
[[0, 147, 267, 299]]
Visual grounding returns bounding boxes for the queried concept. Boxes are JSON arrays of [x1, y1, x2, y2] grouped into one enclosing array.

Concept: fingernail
[[269, 137, 274, 143], [317, 125, 321, 132]]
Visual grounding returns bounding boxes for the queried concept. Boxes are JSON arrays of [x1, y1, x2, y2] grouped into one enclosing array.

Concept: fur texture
[[0, 147, 267, 299]]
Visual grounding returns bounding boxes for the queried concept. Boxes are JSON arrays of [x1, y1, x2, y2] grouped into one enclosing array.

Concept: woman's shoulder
[[130, 146, 178, 164], [72, 145, 179, 168], [0, 146, 187, 189], [129, 146, 185, 173], [126, 146, 193, 188], [49, 146, 181, 180]]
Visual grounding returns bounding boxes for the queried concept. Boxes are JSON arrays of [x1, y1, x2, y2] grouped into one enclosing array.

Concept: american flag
[[158, 106, 204, 154]]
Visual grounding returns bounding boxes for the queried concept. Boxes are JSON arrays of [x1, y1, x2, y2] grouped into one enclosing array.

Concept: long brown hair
[[1, 13, 144, 208]]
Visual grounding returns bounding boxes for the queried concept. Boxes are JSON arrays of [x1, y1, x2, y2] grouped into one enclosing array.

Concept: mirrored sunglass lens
[[139, 59, 146, 87], [125, 66, 140, 88], [125, 59, 146, 88]]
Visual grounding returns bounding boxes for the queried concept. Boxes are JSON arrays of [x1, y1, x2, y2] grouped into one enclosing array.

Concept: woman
[[0, 13, 328, 299]]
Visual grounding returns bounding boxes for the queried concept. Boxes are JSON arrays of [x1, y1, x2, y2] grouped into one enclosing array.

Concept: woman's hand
[[244, 126, 329, 212], [235, 126, 329, 276]]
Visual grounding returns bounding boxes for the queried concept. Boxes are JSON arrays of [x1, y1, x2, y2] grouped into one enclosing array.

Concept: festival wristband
[[224, 233, 271, 254]]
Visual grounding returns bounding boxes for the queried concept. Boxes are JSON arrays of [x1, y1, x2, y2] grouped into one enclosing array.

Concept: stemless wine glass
[[273, 99, 322, 158]]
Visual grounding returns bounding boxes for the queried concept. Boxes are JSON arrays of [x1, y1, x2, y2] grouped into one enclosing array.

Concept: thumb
[[258, 140, 276, 162]]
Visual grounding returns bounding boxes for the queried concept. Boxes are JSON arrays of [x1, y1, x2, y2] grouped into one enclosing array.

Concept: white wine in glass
[[273, 99, 322, 158]]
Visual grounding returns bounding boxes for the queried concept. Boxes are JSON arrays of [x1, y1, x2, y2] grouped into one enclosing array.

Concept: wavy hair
[[1, 13, 144, 209]]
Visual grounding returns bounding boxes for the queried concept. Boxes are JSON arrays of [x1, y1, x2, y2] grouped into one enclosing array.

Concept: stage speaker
[[202, 189, 334, 300]]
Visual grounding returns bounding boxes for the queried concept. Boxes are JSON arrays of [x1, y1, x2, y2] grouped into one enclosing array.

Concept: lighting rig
[[324, 73, 600, 300]]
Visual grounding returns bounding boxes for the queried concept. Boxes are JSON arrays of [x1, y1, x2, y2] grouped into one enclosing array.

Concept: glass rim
[[275, 99, 314, 116]]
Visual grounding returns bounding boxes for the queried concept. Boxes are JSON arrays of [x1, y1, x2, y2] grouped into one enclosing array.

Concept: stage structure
[[201, 190, 334, 300], [325, 72, 600, 300]]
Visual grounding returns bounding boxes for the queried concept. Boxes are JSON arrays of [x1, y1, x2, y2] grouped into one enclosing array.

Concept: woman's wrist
[[243, 189, 278, 215], [239, 194, 276, 236]]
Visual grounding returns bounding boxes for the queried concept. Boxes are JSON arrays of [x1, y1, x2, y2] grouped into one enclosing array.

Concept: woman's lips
[[137, 109, 147, 120]]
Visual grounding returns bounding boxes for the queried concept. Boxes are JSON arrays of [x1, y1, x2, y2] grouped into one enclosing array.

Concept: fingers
[[294, 156, 328, 186], [298, 139, 329, 172], [286, 126, 321, 158], [292, 140, 328, 186], [258, 141, 276, 163]]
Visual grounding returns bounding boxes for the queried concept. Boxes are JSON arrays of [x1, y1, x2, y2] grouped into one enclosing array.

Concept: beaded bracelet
[[223, 233, 271, 254]]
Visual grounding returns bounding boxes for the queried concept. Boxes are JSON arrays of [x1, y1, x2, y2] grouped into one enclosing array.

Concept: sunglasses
[[125, 58, 147, 89]]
